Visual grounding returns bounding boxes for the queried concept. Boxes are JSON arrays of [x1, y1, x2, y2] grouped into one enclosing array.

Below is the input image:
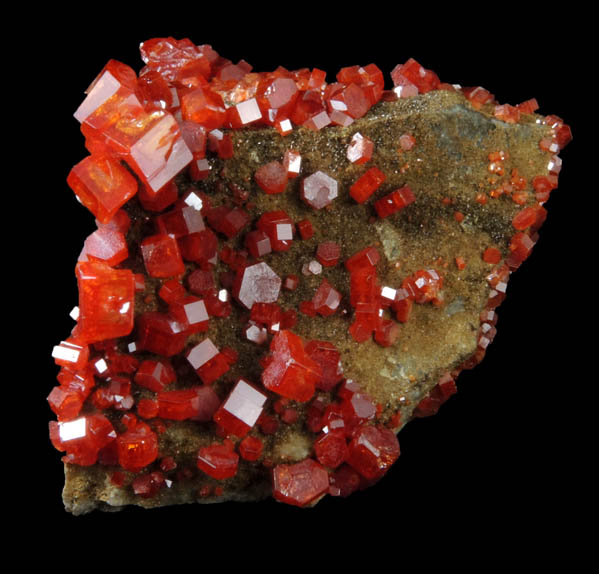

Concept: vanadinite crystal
[[51, 37, 570, 514]]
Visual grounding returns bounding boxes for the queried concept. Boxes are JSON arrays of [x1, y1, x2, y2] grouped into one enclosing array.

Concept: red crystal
[[137, 398, 159, 419], [156, 205, 205, 238], [482, 247, 502, 264], [179, 229, 218, 264], [186, 338, 231, 384], [245, 230, 272, 258], [67, 155, 138, 224], [272, 458, 329, 507], [157, 388, 212, 420], [181, 86, 226, 130], [137, 312, 187, 356], [116, 421, 159, 472], [141, 234, 185, 278], [345, 246, 380, 272], [159, 279, 186, 304], [312, 279, 342, 317], [132, 471, 165, 498], [283, 149, 301, 178], [346, 424, 400, 480], [512, 205, 547, 231], [76, 261, 135, 344], [316, 242, 341, 267], [169, 296, 210, 334], [52, 338, 90, 371], [300, 171, 338, 209], [197, 444, 239, 479], [297, 219, 314, 240], [392, 58, 439, 94], [402, 269, 443, 304], [399, 133, 416, 151], [374, 186, 415, 218], [414, 374, 457, 417], [255, 161, 289, 194], [80, 226, 128, 267], [350, 166, 386, 204], [347, 133, 374, 164], [239, 436, 263, 461], [233, 261, 282, 309], [305, 340, 343, 391], [262, 330, 322, 402], [256, 211, 295, 252], [213, 379, 268, 437], [187, 268, 215, 295], [314, 430, 348, 469]]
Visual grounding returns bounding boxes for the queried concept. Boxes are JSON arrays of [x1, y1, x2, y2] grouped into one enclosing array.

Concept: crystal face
[[51, 36, 571, 513]]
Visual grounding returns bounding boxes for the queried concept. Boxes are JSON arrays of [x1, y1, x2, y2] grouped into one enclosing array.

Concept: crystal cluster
[[50, 37, 571, 513]]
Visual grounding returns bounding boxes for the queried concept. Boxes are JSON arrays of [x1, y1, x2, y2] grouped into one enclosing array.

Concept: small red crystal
[[374, 186, 415, 218], [300, 171, 338, 209], [255, 161, 288, 194], [213, 379, 268, 437], [116, 421, 159, 472], [350, 166, 386, 204], [347, 133, 374, 164], [239, 436, 263, 461], [346, 424, 400, 480], [197, 443, 239, 479]]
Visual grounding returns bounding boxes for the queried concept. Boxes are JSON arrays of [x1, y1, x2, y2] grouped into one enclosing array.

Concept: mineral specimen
[[49, 37, 571, 514]]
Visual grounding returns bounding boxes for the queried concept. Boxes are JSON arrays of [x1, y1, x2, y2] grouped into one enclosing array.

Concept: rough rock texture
[[60, 90, 558, 513]]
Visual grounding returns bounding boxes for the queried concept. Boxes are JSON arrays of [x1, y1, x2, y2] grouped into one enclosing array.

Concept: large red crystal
[[76, 261, 135, 344], [272, 458, 329, 507], [262, 330, 322, 402]]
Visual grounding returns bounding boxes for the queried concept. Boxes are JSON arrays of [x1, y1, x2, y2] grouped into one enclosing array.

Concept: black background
[[28, 8, 586, 557]]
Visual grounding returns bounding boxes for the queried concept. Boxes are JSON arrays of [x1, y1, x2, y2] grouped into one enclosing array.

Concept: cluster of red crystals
[[50, 414, 116, 466], [53, 39, 572, 509], [391, 58, 440, 96], [47, 368, 95, 421]]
